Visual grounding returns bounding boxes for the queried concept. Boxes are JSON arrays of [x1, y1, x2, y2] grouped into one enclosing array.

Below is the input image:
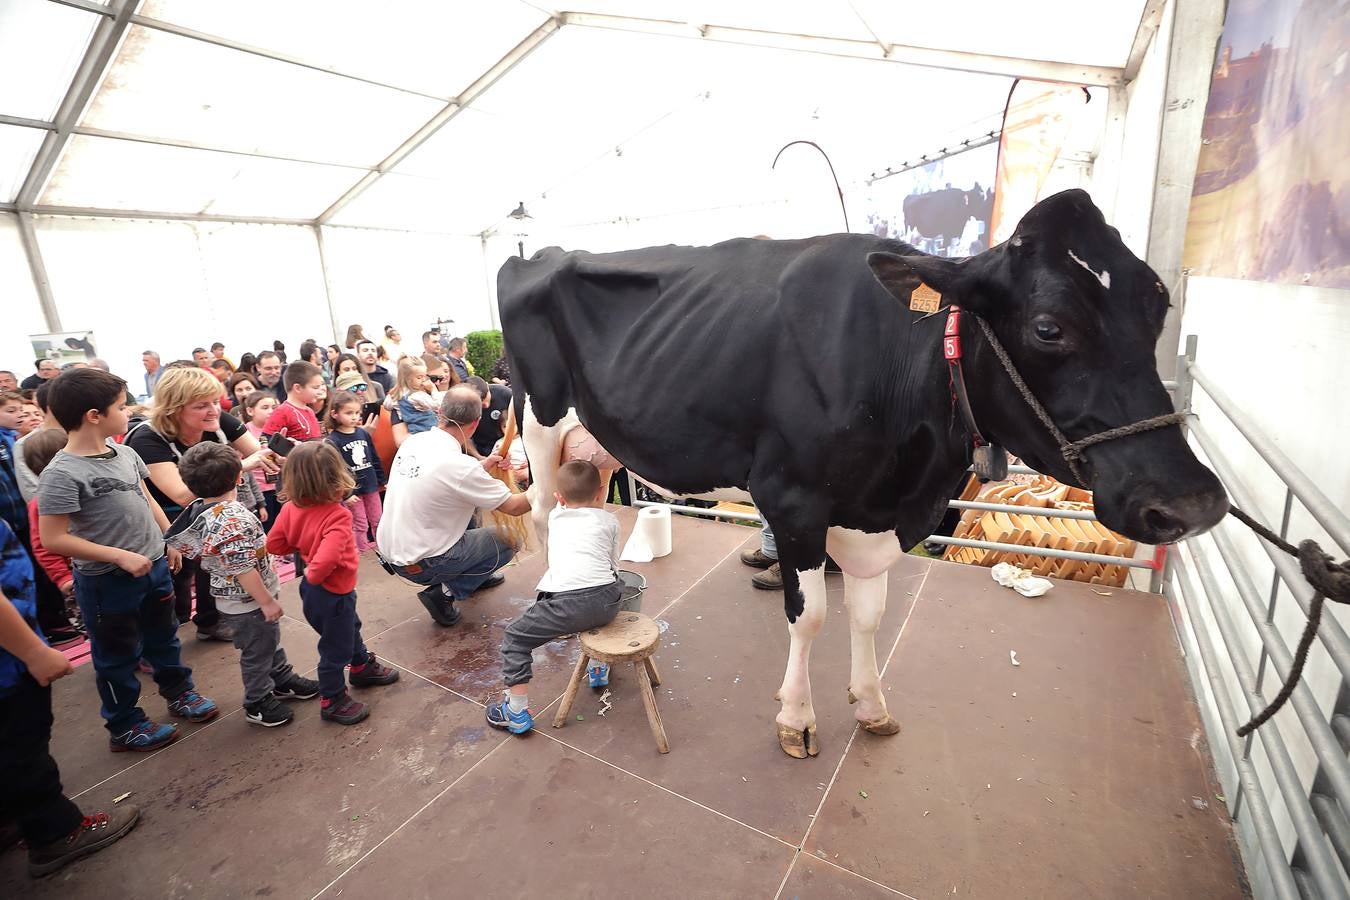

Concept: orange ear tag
[[909, 282, 941, 314]]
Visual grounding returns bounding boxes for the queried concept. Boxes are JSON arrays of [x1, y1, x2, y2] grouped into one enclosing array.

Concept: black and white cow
[[498, 189, 1228, 758]]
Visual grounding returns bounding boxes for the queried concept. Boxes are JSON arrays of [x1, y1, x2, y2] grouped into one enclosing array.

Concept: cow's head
[[868, 189, 1227, 544]]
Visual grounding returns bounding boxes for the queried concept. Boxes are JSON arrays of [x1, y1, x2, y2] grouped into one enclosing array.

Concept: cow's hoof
[[847, 689, 858, 705], [778, 723, 820, 758], [859, 715, 901, 736]]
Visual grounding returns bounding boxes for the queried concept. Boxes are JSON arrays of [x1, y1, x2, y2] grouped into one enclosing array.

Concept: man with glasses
[[19, 360, 59, 392]]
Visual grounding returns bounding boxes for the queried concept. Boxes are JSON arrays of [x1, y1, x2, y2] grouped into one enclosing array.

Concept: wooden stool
[[552, 612, 669, 754]]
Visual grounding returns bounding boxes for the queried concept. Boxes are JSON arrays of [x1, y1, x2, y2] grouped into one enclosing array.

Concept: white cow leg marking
[[844, 572, 899, 735], [775, 565, 827, 758], [520, 397, 569, 560]]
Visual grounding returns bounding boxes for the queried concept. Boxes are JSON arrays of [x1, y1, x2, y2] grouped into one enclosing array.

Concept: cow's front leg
[[775, 564, 827, 758], [844, 572, 900, 735]]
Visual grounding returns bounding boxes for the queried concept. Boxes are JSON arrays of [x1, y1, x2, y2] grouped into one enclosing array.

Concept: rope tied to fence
[[1229, 506, 1350, 737]]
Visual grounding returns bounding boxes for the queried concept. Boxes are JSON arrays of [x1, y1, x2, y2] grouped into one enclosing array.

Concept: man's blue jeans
[[397, 528, 514, 600]]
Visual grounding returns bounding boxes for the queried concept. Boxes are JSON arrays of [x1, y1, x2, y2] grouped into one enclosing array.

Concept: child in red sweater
[[22, 430, 81, 644], [265, 442, 398, 725], [262, 360, 326, 579], [261, 361, 325, 444]]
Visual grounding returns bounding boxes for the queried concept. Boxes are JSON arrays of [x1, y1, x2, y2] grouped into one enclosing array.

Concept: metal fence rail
[[1165, 336, 1350, 899]]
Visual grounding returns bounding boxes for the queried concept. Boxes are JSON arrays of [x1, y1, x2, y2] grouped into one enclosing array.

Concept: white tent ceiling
[[1, 0, 1153, 236]]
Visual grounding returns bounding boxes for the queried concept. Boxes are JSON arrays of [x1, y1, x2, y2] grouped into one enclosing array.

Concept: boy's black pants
[[0, 675, 83, 846]]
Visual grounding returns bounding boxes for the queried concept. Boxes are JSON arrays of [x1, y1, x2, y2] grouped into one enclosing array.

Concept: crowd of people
[[0, 322, 629, 880]]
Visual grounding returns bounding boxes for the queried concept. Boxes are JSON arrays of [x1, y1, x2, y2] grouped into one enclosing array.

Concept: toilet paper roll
[[621, 505, 673, 562]]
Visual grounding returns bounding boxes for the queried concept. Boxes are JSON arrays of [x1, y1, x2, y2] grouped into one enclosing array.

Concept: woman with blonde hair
[[385, 355, 443, 447], [125, 366, 279, 642]]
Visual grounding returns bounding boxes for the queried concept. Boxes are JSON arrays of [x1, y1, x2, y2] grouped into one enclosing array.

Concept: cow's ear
[[868, 252, 976, 304]]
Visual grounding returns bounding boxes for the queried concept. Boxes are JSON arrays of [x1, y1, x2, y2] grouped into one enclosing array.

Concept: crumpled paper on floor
[[991, 562, 1053, 598]]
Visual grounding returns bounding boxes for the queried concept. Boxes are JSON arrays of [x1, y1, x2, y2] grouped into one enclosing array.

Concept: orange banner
[[990, 80, 1088, 245]]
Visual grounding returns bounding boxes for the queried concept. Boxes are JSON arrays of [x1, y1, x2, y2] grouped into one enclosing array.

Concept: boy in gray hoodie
[[165, 443, 318, 727]]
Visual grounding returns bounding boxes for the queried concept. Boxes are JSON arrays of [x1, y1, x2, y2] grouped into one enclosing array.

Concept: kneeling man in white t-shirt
[[376, 387, 531, 627]]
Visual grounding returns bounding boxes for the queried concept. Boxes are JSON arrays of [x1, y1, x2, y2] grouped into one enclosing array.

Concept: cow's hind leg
[[520, 398, 566, 558], [844, 572, 899, 735], [828, 527, 904, 737], [774, 564, 827, 758]]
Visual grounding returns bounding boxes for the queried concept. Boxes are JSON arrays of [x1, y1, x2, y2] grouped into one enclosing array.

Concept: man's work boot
[[740, 546, 776, 569], [751, 562, 782, 591]]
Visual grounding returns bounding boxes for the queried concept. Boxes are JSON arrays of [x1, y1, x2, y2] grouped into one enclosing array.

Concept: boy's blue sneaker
[[167, 689, 219, 723], [486, 698, 534, 734], [588, 663, 610, 688], [109, 719, 179, 753]]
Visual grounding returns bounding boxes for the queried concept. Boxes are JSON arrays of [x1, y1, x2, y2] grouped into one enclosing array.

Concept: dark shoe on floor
[[27, 806, 140, 878], [44, 625, 85, 648], [417, 585, 461, 626], [475, 571, 506, 591], [195, 620, 235, 642], [243, 695, 294, 728], [109, 720, 179, 753], [739, 546, 776, 569], [922, 540, 947, 557], [0, 819, 22, 854], [349, 654, 400, 687], [167, 689, 219, 723], [273, 674, 321, 701], [320, 692, 369, 725], [751, 562, 782, 591]]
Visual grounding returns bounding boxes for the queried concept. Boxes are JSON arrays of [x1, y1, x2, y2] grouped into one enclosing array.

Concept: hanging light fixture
[[508, 201, 531, 257]]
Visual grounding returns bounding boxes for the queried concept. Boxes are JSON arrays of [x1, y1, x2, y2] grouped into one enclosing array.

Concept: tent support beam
[[1124, 0, 1168, 82], [0, 114, 55, 131], [562, 12, 1123, 87], [15, 212, 62, 332], [317, 17, 562, 225], [18, 204, 315, 226], [313, 226, 343, 345], [17, 0, 137, 210], [1147, 0, 1225, 376], [2, 201, 480, 235], [46, 0, 452, 103]]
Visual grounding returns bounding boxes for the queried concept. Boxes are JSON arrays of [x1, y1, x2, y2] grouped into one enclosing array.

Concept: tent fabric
[[3, 0, 1147, 230], [0, 0, 1141, 376]]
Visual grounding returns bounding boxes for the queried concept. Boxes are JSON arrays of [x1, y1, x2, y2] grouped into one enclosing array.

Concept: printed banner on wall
[[855, 142, 997, 258], [29, 331, 98, 366], [989, 80, 1089, 245], [1184, 0, 1349, 289]]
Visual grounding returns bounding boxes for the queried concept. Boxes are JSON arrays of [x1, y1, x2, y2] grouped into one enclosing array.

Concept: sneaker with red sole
[[27, 806, 141, 878], [320, 691, 369, 725], [349, 654, 399, 688]]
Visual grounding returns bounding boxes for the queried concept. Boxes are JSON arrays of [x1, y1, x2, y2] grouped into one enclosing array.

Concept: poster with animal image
[[30, 331, 98, 365], [1184, 0, 1349, 288], [856, 142, 997, 258]]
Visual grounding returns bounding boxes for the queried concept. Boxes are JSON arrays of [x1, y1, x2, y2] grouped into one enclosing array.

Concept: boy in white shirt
[[487, 460, 621, 734]]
